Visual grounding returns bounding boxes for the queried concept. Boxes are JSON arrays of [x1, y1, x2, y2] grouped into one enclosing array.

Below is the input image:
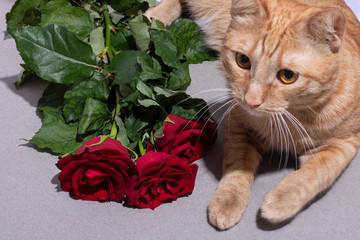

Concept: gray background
[[1, 0, 360, 239]]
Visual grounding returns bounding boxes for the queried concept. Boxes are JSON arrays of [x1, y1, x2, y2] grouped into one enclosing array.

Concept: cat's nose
[[244, 97, 262, 109], [245, 100, 261, 109], [244, 83, 263, 109]]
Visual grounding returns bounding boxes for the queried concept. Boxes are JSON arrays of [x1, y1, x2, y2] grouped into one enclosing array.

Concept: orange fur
[[145, 0, 360, 230]]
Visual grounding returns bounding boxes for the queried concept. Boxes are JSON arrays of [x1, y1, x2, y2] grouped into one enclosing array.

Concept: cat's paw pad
[[261, 188, 302, 223], [207, 193, 245, 230]]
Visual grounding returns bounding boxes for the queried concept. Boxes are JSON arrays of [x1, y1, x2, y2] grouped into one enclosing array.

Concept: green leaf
[[110, 12, 125, 24], [63, 73, 110, 122], [150, 18, 216, 66], [153, 86, 173, 97], [115, 116, 130, 147], [78, 97, 111, 134], [150, 27, 178, 67], [111, 30, 130, 51], [106, 0, 142, 12], [37, 83, 69, 124], [168, 62, 191, 90], [110, 50, 142, 84], [154, 124, 165, 138], [129, 15, 150, 51], [10, 24, 97, 84], [30, 115, 90, 155], [172, 19, 217, 63], [37, 83, 68, 110], [41, 106, 64, 124], [171, 105, 199, 120], [124, 114, 148, 142], [141, 0, 156, 5], [23, 7, 42, 26], [83, 3, 101, 22], [40, 0, 71, 15], [137, 54, 163, 81], [100, 122, 113, 136], [89, 27, 105, 55], [140, 105, 168, 131], [6, 0, 46, 31], [40, 0, 93, 40], [122, 91, 139, 109], [138, 99, 159, 107], [136, 80, 154, 99]]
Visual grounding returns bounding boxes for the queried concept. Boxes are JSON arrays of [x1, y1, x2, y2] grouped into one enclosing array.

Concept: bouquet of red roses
[[7, 0, 218, 208], [57, 114, 216, 209]]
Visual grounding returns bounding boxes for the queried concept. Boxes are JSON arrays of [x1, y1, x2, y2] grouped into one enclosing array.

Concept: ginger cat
[[145, 0, 360, 230]]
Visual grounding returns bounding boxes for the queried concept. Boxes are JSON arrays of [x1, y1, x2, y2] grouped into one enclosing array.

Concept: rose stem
[[138, 139, 146, 156], [102, 3, 115, 61], [109, 88, 121, 139]]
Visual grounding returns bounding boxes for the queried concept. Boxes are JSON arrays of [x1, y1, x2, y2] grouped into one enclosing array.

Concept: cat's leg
[[261, 137, 359, 223], [208, 112, 264, 230], [144, 0, 182, 25]]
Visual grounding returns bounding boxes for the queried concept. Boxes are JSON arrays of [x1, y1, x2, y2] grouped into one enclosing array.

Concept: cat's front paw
[[207, 190, 248, 230], [261, 187, 302, 223]]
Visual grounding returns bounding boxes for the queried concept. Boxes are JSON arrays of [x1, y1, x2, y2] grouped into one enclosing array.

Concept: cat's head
[[221, 0, 346, 116]]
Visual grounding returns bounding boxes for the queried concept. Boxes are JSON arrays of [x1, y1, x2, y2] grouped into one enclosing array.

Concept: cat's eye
[[278, 69, 298, 84], [236, 53, 251, 69]]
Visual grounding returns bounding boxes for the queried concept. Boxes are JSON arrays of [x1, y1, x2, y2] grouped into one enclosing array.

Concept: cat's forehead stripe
[[264, 16, 292, 58]]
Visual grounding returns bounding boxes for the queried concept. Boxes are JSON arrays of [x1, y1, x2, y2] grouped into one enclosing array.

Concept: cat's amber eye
[[278, 69, 298, 84], [236, 53, 251, 69]]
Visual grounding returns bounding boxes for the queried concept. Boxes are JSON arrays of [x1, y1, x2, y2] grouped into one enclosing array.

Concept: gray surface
[[1, 0, 360, 239]]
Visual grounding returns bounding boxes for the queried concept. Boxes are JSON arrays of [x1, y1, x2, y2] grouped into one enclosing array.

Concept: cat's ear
[[306, 9, 346, 53], [231, 0, 266, 18]]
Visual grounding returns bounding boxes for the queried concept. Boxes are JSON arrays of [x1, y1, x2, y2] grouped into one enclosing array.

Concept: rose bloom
[[56, 137, 137, 202], [126, 151, 198, 209], [151, 114, 217, 163]]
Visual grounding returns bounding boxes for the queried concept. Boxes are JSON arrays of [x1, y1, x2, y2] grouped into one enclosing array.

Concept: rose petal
[[126, 152, 198, 209], [56, 137, 136, 203]]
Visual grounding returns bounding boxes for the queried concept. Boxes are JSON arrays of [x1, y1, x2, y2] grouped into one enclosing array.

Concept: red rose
[[151, 114, 217, 163], [56, 137, 137, 202], [126, 151, 198, 209]]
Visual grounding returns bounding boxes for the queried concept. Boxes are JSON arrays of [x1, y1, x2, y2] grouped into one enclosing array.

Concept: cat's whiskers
[[193, 97, 236, 143], [177, 88, 231, 105], [283, 111, 318, 152], [268, 114, 275, 162], [306, 105, 319, 115], [214, 99, 237, 130], [283, 111, 326, 172], [174, 89, 232, 142], [274, 114, 285, 170], [279, 114, 297, 169]]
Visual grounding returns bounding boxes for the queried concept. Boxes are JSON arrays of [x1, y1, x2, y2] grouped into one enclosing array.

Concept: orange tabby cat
[[145, 0, 360, 230]]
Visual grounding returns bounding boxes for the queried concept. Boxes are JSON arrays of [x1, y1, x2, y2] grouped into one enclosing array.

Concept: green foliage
[[110, 50, 142, 84], [63, 73, 110, 122], [78, 97, 111, 134], [40, 0, 94, 40], [6, 0, 46, 31], [150, 19, 216, 67], [129, 15, 150, 51], [105, 0, 142, 12], [10, 24, 96, 84], [137, 54, 163, 81], [7, 0, 216, 156], [168, 62, 191, 90], [30, 116, 83, 154]]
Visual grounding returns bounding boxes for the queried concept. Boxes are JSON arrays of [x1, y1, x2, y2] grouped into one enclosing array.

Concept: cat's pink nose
[[244, 85, 263, 109], [246, 101, 261, 109], [245, 97, 261, 109]]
